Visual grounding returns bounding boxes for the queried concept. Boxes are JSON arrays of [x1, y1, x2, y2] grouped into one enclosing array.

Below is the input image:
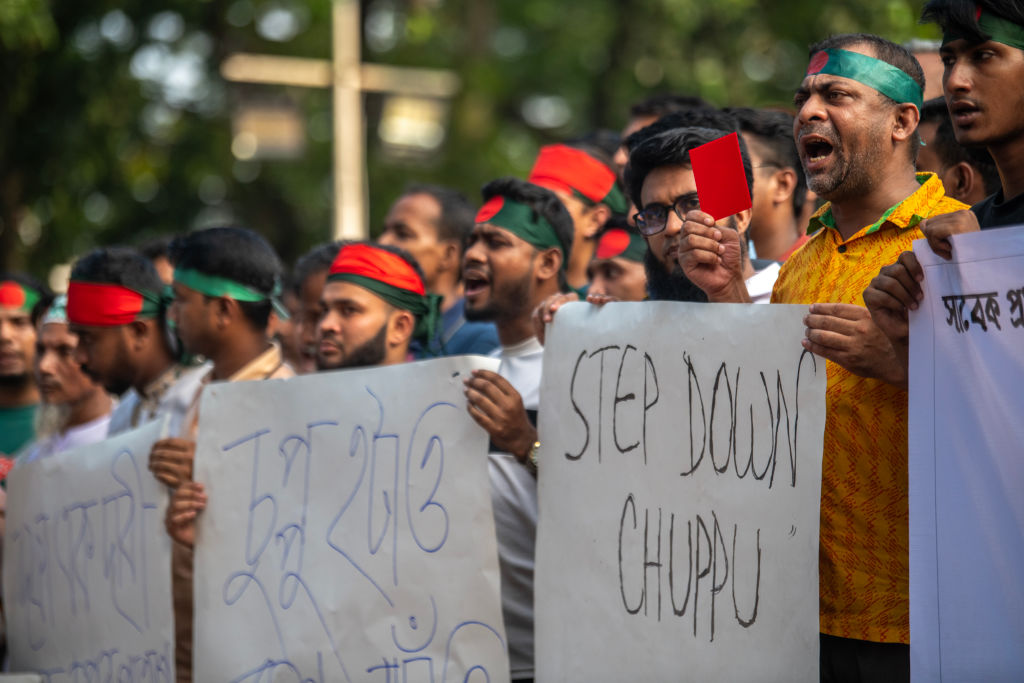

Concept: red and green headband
[[943, 5, 1024, 50], [528, 144, 630, 214], [327, 243, 441, 344], [475, 195, 565, 270], [66, 281, 163, 327], [594, 228, 647, 263], [0, 280, 42, 313], [806, 48, 924, 108]]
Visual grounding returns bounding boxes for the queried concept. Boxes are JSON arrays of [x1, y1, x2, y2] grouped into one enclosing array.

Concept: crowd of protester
[[1, 0, 1023, 680]]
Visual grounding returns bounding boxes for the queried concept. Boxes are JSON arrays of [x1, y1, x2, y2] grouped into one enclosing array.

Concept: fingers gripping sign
[[464, 369, 538, 462], [532, 291, 579, 346], [920, 209, 980, 260], [149, 437, 196, 489], [863, 251, 924, 374], [165, 481, 207, 548], [802, 302, 907, 389]]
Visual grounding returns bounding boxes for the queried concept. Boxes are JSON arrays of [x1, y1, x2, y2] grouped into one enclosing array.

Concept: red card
[[689, 131, 752, 220]]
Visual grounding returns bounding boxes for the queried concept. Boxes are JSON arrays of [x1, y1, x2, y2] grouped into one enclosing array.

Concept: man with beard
[[865, 0, 1024, 373], [0, 274, 52, 457], [21, 296, 113, 463], [460, 177, 573, 682], [377, 184, 499, 358], [67, 247, 207, 439], [527, 144, 630, 294], [315, 241, 441, 370], [675, 34, 967, 681]]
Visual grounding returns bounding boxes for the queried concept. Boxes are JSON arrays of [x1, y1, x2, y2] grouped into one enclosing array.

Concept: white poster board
[[909, 226, 1024, 681], [536, 302, 826, 682], [193, 356, 510, 682], [3, 419, 174, 682]]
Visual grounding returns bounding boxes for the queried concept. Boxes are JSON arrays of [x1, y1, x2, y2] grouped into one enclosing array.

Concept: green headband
[[944, 9, 1024, 50], [806, 48, 924, 108], [572, 185, 630, 216], [327, 272, 443, 345], [476, 196, 565, 270], [173, 267, 289, 320]]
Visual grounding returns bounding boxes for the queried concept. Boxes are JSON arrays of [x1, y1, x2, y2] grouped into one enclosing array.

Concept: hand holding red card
[[689, 131, 752, 221]]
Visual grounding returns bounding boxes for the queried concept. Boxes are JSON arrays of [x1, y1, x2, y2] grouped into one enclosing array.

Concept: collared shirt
[[108, 362, 211, 439], [173, 342, 293, 683], [771, 173, 968, 644]]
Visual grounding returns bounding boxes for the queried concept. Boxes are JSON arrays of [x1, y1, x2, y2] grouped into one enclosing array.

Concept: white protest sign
[[193, 356, 510, 682], [536, 302, 826, 682], [3, 418, 174, 682], [909, 226, 1024, 681]]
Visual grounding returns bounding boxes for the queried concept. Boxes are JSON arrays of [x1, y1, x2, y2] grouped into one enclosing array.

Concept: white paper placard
[[3, 419, 174, 682], [909, 226, 1024, 682], [536, 302, 826, 682], [192, 356, 510, 682]]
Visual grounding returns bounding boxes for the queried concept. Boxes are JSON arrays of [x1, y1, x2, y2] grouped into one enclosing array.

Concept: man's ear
[[948, 161, 978, 202], [582, 204, 612, 240], [387, 309, 415, 348], [125, 319, 152, 352], [724, 208, 754, 236], [893, 103, 920, 145], [772, 168, 798, 206], [214, 297, 235, 330], [535, 247, 563, 283], [439, 239, 461, 275]]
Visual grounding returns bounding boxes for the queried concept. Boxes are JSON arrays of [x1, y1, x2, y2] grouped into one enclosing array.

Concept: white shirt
[[20, 412, 113, 465], [745, 261, 782, 304], [108, 362, 210, 438], [487, 335, 543, 679]]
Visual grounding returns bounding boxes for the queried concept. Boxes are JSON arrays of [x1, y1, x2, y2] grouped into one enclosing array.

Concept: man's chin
[[464, 301, 498, 322]]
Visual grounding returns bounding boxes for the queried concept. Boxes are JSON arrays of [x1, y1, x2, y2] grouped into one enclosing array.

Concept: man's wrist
[[708, 278, 752, 303]]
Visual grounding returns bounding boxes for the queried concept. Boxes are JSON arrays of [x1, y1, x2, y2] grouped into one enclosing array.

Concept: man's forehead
[[0, 305, 30, 320], [640, 165, 696, 202]]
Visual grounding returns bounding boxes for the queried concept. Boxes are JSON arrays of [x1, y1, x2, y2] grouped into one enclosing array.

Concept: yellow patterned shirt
[[771, 173, 968, 643]]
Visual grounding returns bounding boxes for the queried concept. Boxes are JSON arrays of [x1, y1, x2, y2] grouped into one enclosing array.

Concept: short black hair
[[726, 107, 808, 215], [480, 177, 575, 292], [72, 246, 166, 295], [568, 129, 622, 160], [808, 34, 925, 159], [401, 183, 476, 246], [169, 226, 283, 331], [0, 272, 53, 325], [138, 235, 175, 264], [623, 108, 739, 155], [624, 126, 754, 210], [919, 98, 1002, 195], [922, 0, 1024, 45], [290, 240, 348, 296], [629, 94, 712, 120]]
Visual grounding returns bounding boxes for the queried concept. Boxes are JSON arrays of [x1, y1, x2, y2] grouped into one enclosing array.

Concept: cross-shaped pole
[[220, 0, 460, 240]]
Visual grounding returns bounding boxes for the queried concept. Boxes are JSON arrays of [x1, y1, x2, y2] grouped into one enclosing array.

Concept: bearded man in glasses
[[624, 125, 779, 303]]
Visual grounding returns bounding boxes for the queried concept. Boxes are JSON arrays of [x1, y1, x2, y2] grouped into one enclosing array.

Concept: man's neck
[[990, 134, 1024, 202], [567, 240, 595, 291], [66, 390, 112, 429], [828, 171, 921, 241], [210, 333, 271, 381], [432, 275, 463, 314], [752, 215, 803, 261], [0, 379, 39, 408], [133, 343, 177, 394]]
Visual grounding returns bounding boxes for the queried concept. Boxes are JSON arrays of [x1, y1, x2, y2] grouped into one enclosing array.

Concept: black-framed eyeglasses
[[632, 192, 700, 236]]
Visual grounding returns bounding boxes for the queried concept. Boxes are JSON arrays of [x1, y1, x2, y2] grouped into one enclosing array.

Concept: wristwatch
[[525, 440, 540, 476]]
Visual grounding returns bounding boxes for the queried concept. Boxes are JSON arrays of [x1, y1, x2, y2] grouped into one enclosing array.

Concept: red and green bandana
[[943, 4, 1024, 50], [173, 267, 289, 319], [594, 228, 647, 263], [475, 195, 566, 271], [327, 243, 442, 344], [66, 281, 163, 327], [528, 144, 630, 214], [806, 48, 924, 108], [0, 280, 42, 313]]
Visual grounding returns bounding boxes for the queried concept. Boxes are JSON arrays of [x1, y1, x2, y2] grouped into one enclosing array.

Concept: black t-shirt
[[971, 190, 1024, 230]]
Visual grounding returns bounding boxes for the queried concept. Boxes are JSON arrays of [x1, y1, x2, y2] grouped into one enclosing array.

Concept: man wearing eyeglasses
[[623, 125, 779, 303]]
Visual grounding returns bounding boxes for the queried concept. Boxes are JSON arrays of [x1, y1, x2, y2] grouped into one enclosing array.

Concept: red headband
[[66, 281, 148, 327], [328, 244, 426, 296], [528, 144, 617, 204]]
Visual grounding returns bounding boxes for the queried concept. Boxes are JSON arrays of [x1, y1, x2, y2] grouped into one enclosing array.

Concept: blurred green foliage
[[0, 0, 939, 280]]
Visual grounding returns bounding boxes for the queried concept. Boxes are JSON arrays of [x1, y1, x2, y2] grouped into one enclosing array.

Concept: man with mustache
[[675, 34, 967, 681], [21, 296, 113, 463], [67, 247, 208, 438], [461, 177, 573, 682], [865, 0, 1024, 371]]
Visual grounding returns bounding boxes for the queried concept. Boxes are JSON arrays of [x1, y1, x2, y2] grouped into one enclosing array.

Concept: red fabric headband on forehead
[[66, 281, 147, 326], [528, 144, 617, 203], [328, 243, 426, 296]]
